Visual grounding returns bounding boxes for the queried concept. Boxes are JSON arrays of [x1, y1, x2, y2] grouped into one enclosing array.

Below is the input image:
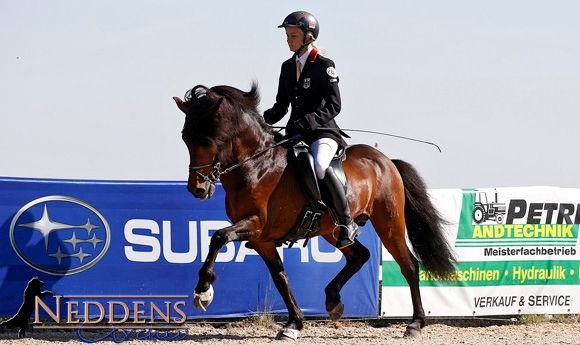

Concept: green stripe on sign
[[382, 260, 580, 287]]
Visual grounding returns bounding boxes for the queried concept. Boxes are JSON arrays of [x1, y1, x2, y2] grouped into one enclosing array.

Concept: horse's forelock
[[183, 85, 223, 118]]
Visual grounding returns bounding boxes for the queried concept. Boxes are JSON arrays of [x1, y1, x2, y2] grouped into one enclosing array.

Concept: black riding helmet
[[278, 11, 319, 40]]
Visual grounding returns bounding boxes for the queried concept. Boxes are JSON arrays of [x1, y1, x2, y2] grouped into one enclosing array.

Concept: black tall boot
[[320, 166, 361, 249]]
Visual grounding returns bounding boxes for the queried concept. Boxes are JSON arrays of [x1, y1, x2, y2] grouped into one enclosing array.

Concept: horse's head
[[174, 83, 263, 200], [173, 86, 222, 200]]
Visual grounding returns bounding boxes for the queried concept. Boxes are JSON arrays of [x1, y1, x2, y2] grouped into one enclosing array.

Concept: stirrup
[[335, 222, 361, 249]]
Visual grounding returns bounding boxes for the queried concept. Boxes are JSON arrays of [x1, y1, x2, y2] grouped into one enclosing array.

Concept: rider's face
[[285, 27, 305, 53]]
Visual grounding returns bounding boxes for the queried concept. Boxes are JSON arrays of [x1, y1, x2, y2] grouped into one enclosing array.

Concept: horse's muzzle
[[187, 181, 216, 200]]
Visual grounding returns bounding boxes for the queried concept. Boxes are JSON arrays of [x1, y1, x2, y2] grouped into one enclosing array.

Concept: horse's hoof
[[193, 284, 214, 311], [275, 328, 299, 341], [403, 326, 421, 338], [327, 302, 344, 321]]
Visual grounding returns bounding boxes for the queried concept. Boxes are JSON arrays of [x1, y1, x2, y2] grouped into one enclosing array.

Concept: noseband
[[189, 162, 222, 184]]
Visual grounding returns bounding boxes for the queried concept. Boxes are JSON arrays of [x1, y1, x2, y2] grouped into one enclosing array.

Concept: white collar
[[296, 47, 313, 67]]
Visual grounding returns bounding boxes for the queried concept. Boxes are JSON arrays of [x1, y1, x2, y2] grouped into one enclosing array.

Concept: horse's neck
[[229, 120, 279, 165], [219, 113, 288, 190], [221, 133, 287, 190], [235, 130, 285, 166]]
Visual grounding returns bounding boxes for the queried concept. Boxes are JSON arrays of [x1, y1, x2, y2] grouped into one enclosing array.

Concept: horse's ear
[[173, 97, 188, 114]]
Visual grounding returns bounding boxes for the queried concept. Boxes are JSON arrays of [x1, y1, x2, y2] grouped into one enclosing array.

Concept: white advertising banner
[[381, 187, 580, 317]]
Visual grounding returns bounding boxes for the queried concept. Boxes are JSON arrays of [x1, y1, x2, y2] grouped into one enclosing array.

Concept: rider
[[263, 11, 360, 249]]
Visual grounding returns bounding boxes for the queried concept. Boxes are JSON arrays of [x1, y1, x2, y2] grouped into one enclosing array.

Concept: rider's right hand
[[263, 108, 277, 124]]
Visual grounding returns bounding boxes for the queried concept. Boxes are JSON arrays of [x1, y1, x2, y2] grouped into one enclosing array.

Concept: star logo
[[9, 196, 111, 276]]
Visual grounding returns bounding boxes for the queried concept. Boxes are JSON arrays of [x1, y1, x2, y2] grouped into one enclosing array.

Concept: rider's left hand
[[286, 118, 309, 133]]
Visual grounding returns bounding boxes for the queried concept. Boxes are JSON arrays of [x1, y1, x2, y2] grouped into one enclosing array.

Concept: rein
[[189, 136, 293, 183], [190, 121, 439, 185]]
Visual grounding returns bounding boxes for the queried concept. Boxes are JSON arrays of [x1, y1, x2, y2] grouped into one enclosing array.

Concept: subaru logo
[[9, 196, 111, 276]]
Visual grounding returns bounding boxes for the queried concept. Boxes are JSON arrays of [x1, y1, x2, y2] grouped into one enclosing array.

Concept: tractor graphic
[[473, 190, 506, 224]]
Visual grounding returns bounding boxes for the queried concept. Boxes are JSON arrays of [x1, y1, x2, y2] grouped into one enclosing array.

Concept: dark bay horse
[[173, 82, 456, 340]]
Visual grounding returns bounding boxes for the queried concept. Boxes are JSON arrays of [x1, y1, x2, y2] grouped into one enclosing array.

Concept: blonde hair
[[307, 33, 325, 55]]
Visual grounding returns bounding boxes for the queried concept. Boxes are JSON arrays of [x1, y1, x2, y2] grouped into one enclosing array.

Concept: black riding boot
[[320, 166, 361, 249]]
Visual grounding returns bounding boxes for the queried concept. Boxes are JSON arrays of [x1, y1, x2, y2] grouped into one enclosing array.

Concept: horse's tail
[[392, 159, 457, 278]]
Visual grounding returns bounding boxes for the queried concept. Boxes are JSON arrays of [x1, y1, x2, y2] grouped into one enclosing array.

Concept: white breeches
[[311, 137, 339, 179]]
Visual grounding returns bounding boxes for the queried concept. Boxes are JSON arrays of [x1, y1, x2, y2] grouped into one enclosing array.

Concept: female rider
[[263, 11, 360, 249]]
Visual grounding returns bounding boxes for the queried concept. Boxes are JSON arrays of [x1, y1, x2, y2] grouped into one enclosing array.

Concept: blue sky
[[1, 1, 579, 189]]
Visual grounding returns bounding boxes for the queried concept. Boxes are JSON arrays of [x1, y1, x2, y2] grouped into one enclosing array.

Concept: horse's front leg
[[251, 242, 304, 341], [194, 216, 260, 310], [322, 236, 370, 321]]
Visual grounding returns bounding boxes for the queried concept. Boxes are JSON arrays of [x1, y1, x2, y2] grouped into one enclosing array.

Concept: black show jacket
[[266, 48, 348, 148]]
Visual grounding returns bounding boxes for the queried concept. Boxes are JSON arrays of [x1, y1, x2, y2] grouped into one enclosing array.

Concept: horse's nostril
[[187, 185, 203, 196], [187, 186, 206, 198]]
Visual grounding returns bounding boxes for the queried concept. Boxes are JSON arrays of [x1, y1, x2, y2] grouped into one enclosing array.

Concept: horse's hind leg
[[379, 224, 425, 338], [322, 235, 370, 321]]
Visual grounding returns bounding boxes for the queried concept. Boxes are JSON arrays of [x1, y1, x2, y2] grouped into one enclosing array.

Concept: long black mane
[[181, 82, 274, 148]]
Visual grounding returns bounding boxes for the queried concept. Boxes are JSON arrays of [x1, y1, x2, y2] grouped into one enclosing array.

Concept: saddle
[[275, 142, 346, 248]]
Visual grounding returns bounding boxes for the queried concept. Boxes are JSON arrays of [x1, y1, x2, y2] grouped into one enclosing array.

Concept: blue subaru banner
[[0, 177, 379, 321]]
